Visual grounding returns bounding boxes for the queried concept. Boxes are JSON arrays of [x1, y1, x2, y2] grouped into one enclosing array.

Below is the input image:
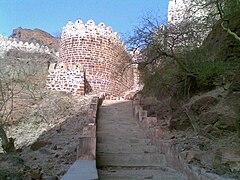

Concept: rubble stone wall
[[46, 63, 85, 95]]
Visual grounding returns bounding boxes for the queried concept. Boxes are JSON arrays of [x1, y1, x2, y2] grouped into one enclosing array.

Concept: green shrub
[[141, 61, 180, 96], [197, 61, 226, 86], [223, 0, 240, 17], [183, 47, 239, 88], [141, 46, 239, 97]]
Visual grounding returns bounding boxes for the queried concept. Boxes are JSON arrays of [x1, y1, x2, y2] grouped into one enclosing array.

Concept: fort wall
[[0, 35, 58, 57], [47, 19, 136, 99], [47, 63, 85, 95]]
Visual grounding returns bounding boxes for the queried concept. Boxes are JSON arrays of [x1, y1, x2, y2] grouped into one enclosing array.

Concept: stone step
[[97, 124, 140, 129], [98, 167, 186, 180], [97, 130, 142, 136], [97, 153, 166, 167], [97, 130, 143, 139], [97, 119, 136, 123], [97, 131, 142, 135], [97, 101, 187, 180], [97, 137, 151, 144], [61, 160, 98, 180], [97, 143, 157, 154], [97, 126, 139, 131]]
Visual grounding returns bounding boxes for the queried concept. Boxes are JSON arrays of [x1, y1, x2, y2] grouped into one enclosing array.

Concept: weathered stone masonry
[[47, 19, 135, 99]]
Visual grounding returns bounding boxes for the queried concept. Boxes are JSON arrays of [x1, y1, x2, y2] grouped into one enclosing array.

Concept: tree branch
[[216, 0, 240, 42]]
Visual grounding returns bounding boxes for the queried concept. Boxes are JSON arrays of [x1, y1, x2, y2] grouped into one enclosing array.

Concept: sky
[[0, 0, 169, 40]]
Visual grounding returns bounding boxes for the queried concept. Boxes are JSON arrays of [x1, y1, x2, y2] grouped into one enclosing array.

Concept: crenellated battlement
[[61, 19, 123, 46], [0, 34, 58, 56]]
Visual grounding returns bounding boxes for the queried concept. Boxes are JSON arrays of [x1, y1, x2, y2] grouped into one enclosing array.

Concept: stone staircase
[[97, 100, 186, 180]]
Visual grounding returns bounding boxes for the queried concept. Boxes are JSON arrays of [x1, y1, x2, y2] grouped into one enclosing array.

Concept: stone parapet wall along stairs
[[132, 94, 234, 180], [0, 34, 58, 57], [61, 96, 100, 180]]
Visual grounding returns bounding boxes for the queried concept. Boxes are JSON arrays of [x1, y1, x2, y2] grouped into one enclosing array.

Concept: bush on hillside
[[141, 46, 239, 97], [183, 47, 239, 89], [141, 60, 180, 96]]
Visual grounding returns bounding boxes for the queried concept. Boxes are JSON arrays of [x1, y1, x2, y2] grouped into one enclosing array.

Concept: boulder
[[199, 112, 219, 126], [213, 114, 237, 132], [169, 107, 191, 130], [190, 96, 218, 115]]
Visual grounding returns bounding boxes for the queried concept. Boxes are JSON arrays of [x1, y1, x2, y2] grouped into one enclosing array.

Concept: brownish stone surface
[[59, 35, 134, 98], [10, 27, 60, 50]]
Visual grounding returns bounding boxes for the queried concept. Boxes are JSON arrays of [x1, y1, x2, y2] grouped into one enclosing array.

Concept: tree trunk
[[0, 124, 15, 153]]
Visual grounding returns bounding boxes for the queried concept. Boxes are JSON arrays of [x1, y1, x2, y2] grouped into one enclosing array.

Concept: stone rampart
[[47, 19, 136, 99], [0, 34, 58, 56]]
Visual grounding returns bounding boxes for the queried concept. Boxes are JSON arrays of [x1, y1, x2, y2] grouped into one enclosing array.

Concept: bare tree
[[127, 14, 204, 75], [127, 15, 209, 98], [0, 71, 21, 153], [127, 0, 240, 91], [0, 58, 47, 153]]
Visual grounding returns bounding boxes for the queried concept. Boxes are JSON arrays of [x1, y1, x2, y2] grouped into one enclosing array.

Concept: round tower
[[59, 19, 134, 99]]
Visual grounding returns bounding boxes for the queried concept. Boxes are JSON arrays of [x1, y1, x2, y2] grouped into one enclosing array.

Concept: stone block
[[90, 104, 98, 111], [134, 105, 142, 118], [146, 117, 158, 128], [82, 125, 96, 137], [135, 94, 142, 100], [77, 137, 96, 160], [151, 126, 165, 139], [61, 160, 98, 180], [139, 110, 147, 123], [89, 108, 97, 119], [140, 116, 157, 129], [91, 97, 99, 104]]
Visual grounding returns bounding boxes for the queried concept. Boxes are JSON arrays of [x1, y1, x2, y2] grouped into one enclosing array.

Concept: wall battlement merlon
[[61, 19, 124, 46]]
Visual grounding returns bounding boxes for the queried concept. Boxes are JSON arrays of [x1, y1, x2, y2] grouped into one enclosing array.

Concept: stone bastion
[[47, 19, 138, 99]]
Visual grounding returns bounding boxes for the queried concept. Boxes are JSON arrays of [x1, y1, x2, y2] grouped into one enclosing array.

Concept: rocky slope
[[0, 29, 80, 179], [0, 92, 94, 179]]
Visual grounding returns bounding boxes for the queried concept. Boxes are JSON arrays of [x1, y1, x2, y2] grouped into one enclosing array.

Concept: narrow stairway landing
[[96, 100, 186, 180]]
